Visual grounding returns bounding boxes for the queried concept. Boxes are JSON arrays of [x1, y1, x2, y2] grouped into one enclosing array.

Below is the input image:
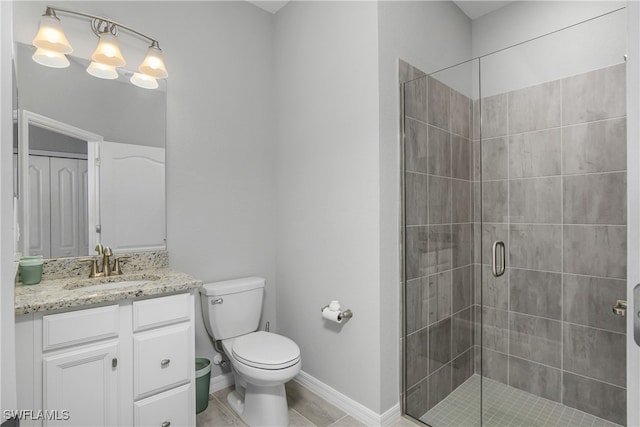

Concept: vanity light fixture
[[91, 31, 126, 68], [130, 72, 159, 90], [32, 8, 73, 54], [32, 6, 168, 89], [138, 41, 168, 79], [86, 61, 119, 80], [32, 47, 70, 68]]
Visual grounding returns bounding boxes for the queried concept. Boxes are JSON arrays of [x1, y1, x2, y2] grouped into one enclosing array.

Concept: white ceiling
[[452, 1, 513, 19], [247, 1, 289, 14], [247, 0, 512, 20]]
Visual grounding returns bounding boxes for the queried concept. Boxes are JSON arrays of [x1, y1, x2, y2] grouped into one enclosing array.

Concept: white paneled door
[[27, 155, 89, 258], [99, 142, 166, 252], [27, 155, 51, 258]]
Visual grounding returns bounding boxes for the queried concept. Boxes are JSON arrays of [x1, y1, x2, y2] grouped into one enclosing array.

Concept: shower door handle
[[492, 241, 506, 277], [634, 284, 640, 347]]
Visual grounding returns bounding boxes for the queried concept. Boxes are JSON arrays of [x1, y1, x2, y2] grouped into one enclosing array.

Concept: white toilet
[[199, 277, 301, 427]]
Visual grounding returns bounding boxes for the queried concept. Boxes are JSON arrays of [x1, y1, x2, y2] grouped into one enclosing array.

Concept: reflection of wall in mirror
[[15, 42, 165, 148]]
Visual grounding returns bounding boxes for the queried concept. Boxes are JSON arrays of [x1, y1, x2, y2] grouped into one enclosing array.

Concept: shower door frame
[[626, 2, 640, 426]]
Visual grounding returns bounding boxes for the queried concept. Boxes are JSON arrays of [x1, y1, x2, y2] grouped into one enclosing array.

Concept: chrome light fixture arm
[[44, 5, 161, 48]]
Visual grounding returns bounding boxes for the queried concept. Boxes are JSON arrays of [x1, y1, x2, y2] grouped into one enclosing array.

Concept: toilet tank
[[199, 277, 265, 340]]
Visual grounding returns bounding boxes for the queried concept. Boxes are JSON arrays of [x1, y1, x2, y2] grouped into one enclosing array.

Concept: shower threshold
[[419, 375, 620, 427]]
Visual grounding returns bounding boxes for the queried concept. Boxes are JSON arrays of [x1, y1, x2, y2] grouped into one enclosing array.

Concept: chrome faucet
[[83, 244, 111, 277], [82, 244, 129, 278]]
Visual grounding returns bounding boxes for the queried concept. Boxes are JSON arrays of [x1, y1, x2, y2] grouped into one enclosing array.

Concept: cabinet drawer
[[133, 293, 191, 332], [134, 322, 191, 399], [134, 382, 193, 427], [43, 305, 119, 351]]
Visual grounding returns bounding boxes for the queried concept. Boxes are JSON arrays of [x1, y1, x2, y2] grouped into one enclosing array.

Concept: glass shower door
[[402, 57, 481, 426], [478, 7, 627, 426], [402, 6, 628, 427]]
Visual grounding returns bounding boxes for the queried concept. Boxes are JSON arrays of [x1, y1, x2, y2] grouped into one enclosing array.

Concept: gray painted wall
[[472, 1, 626, 98], [274, 1, 382, 412]]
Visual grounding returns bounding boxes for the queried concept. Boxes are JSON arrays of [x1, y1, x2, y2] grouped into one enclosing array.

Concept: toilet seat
[[231, 331, 300, 370]]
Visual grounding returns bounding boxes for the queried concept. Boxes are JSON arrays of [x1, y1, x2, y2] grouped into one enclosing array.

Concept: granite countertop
[[15, 268, 203, 315]]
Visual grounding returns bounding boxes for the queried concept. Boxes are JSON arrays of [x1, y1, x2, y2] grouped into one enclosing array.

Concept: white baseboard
[[210, 372, 234, 393], [294, 370, 401, 427]]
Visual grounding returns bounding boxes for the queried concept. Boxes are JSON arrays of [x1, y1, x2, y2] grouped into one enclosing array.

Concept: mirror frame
[[18, 109, 103, 258]]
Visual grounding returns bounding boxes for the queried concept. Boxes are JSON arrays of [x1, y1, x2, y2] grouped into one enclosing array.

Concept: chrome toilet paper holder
[[320, 304, 353, 321]]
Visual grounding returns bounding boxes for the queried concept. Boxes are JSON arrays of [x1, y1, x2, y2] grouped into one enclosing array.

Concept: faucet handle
[[112, 255, 131, 275], [102, 247, 113, 276], [79, 257, 102, 278]]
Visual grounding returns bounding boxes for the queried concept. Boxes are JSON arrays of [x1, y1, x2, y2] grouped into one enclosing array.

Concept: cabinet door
[[43, 341, 119, 427], [28, 155, 51, 258], [50, 157, 80, 258]]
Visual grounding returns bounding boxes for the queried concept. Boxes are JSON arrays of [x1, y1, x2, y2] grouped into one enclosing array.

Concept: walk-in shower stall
[[402, 6, 628, 426]]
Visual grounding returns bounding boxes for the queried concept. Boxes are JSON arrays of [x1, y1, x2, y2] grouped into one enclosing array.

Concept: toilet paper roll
[[322, 307, 343, 323]]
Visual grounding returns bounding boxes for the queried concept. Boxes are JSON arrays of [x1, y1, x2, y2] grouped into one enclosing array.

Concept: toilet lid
[[232, 331, 300, 370]]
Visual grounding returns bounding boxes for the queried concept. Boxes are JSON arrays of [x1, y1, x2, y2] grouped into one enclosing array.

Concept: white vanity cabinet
[[16, 292, 196, 427]]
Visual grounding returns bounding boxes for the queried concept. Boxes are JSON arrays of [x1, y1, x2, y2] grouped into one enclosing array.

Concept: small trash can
[[195, 358, 211, 414]]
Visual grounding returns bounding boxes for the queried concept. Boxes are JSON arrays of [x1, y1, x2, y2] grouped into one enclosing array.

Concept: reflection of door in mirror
[[27, 152, 89, 258], [18, 110, 102, 259]]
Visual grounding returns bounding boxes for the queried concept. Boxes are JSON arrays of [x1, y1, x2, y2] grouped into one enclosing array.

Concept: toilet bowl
[[199, 277, 301, 427], [222, 331, 301, 426]]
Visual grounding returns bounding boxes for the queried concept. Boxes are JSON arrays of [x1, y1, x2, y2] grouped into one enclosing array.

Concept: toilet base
[[227, 382, 289, 427]]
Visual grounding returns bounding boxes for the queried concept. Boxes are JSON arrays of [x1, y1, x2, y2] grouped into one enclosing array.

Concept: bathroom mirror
[[14, 42, 167, 258]]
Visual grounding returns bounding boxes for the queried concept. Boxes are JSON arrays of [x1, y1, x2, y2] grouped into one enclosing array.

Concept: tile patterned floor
[[419, 375, 621, 427], [196, 380, 421, 427]]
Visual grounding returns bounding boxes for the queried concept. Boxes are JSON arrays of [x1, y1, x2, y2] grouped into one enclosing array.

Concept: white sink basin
[[64, 274, 160, 291], [76, 280, 150, 292]]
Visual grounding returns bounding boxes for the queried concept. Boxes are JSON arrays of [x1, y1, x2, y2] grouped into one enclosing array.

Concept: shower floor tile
[[419, 375, 620, 427]]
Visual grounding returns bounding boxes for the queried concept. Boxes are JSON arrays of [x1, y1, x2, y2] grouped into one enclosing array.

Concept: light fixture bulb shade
[[91, 33, 126, 67], [86, 61, 119, 80], [130, 73, 158, 90], [32, 14, 73, 54], [32, 48, 70, 68], [138, 45, 168, 79]]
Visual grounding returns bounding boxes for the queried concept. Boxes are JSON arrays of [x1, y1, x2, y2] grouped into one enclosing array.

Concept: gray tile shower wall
[[404, 72, 475, 419], [471, 63, 627, 426]]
